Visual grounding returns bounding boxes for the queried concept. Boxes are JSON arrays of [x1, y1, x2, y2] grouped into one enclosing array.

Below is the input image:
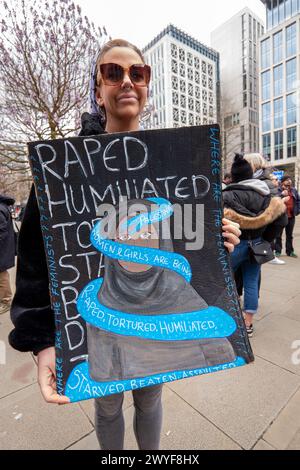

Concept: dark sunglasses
[[99, 63, 151, 87]]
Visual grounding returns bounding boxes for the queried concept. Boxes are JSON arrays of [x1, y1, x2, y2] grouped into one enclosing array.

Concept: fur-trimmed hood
[[224, 197, 287, 230]]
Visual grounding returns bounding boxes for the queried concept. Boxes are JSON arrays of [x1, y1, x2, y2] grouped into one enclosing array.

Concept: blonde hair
[[244, 153, 268, 172]]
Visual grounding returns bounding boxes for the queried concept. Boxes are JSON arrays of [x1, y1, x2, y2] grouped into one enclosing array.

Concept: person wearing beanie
[[223, 154, 287, 337]]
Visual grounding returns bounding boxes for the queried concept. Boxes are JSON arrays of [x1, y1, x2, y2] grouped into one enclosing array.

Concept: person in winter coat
[[223, 155, 286, 337], [244, 153, 288, 265], [275, 176, 300, 258], [9, 38, 242, 450], [0, 194, 15, 314]]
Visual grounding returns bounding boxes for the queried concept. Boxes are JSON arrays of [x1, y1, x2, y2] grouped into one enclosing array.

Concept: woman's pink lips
[[117, 94, 138, 102]]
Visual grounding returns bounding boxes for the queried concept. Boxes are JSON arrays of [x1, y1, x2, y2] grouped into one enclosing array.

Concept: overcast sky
[[75, 0, 266, 50]]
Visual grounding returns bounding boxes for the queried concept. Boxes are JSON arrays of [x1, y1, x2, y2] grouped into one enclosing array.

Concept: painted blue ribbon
[[77, 278, 237, 340], [91, 197, 192, 282], [78, 197, 237, 340], [65, 358, 246, 402]]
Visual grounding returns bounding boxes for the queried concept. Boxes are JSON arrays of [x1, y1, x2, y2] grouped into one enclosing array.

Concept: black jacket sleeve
[[9, 185, 55, 355]]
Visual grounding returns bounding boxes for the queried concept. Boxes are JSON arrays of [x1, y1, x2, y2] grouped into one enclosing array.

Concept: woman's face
[[96, 47, 148, 131], [116, 213, 159, 273]]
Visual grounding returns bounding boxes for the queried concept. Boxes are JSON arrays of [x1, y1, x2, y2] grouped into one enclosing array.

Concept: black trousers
[[275, 217, 296, 255]]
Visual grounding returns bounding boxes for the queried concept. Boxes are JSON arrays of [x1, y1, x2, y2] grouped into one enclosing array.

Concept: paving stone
[[286, 429, 300, 450], [260, 275, 300, 296], [253, 439, 276, 450], [67, 431, 98, 450], [281, 294, 300, 322], [124, 386, 241, 450], [263, 388, 300, 450], [167, 357, 300, 450], [255, 289, 291, 322], [251, 315, 300, 375], [0, 384, 93, 450], [0, 329, 37, 398]]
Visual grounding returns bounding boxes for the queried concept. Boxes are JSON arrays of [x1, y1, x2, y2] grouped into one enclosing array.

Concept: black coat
[[0, 194, 15, 272], [223, 180, 287, 241], [9, 113, 105, 354]]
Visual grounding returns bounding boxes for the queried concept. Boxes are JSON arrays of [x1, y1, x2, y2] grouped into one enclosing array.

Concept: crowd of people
[[0, 37, 300, 451]]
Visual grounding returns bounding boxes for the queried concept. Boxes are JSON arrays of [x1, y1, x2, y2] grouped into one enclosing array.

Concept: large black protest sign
[[28, 125, 254, 403]]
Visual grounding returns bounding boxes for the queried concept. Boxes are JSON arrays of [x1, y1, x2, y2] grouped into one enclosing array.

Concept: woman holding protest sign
[[9, 39, 242, 450]]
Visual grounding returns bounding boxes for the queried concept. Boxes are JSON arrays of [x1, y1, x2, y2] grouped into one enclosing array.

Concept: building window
[[195, 86, 200, 99], [180, 109, 186, 124], [286, 22, 297, 57], [287, 127, 297, 158], [208, 78, 213, 90], [173, 107, 179, 122], [179, 62, 186, 77], [201, 61, 206, 73], [171, 60, 178, 74], [196, 115, 202, 125], [201, 102, 206, 114], [187, 53, 193, 66], [180, 94, 186, 108], [180, 80, 186, 93], [273, 64, 283, 96], [242, 14, 246, 40], [179, 48, 185, 62], [189, 113, 194, 126], [243, 92, 247, 108], [291, 0, 299, 15], [273, 0, 279, 28], [273, 30, 283, 64], [274, 97, 283, 129], [249, 14, 252, 40], [274, 130, 283, 160], [172, 75, 178, 90], [286, 58, 297, 91], [188, 83, 193, 96], [171, 44, 178, 59], [262, 133, 271, 161], [262, 70, 271, 101], [261, 38, 271, 69], [279, 0, 285, 22], [262, 102, 271, 132], [194, 57, 200, 69], [286, 0, 292, 18], [241, 125, 245, 153], [172, 91, 179, 106], [187, 68, 193, 81], [267, 1, 273, 29], [209, 92, 213, 104], [249, 41, 253, 59], [188, 97, 194, 111], [202, 74, 207, 87], [202, 89, 207, 101], [287, 93, 297, 125], [208, 64, 213, 76]]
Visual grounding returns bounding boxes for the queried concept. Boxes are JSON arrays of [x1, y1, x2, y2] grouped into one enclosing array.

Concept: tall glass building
[[260, 0, 300, 188], [211, 8, 264, 171]]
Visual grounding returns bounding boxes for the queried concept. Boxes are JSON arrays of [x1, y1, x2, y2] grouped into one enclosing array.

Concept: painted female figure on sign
[[76, 198, 237, 383]]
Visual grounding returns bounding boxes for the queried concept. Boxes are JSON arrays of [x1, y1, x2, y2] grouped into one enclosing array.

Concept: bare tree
[[0, 0, 108, 199]]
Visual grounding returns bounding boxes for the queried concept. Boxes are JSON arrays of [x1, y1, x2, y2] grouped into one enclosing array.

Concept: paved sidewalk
[[1, 220, 300, 450]]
